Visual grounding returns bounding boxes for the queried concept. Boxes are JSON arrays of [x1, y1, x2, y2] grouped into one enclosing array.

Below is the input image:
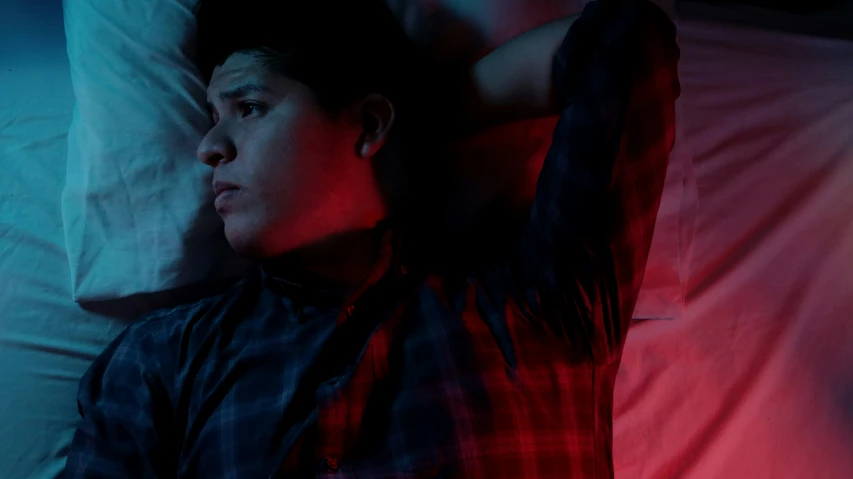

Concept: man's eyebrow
[[206, 82, 272, 112]]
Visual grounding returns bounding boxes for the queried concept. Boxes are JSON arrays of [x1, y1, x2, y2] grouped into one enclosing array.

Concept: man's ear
[[354, 94, 395, 158]]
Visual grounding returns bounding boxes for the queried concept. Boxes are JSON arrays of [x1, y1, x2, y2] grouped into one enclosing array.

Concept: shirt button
[[325, 457, 339, 473], [346, 305, 356, 316]]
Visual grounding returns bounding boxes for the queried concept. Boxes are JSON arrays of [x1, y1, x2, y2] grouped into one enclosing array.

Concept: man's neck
[[262, 227, 388, 297]]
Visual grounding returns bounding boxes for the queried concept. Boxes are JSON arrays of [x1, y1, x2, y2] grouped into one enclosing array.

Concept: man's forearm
[[455, 15, 579, 134]]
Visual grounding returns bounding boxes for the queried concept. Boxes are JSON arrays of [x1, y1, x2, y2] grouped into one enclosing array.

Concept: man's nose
[[197, 128, 236, 167]]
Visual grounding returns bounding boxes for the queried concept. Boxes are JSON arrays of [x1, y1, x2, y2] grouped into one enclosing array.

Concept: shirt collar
[[260, 222, 409, 308]]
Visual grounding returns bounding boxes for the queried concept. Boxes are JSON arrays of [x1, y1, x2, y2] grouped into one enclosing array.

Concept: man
[[64, 0, 679, 477]]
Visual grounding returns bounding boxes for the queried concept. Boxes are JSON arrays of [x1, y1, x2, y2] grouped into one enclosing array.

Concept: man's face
[[198, 53, 387, 259]]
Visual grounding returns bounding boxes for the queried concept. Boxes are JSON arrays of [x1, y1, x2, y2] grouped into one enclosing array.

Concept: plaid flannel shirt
[[64, 1, 680, 477]]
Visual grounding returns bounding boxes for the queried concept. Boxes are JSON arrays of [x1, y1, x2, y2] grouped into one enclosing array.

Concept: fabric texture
[[61, 0, 252, 302], [63, 2, 680, 478], [613, 18, 853, 478]]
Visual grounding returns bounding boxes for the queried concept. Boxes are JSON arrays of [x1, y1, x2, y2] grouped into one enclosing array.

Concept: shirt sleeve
[[512, 0, 681, 365], [63, 318, 177, 479]]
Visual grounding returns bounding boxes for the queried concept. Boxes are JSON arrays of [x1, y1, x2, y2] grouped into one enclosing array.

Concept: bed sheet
[[613, 19, 853, 478], [0, 2, 224, 477], [0, 5, 97, 478]]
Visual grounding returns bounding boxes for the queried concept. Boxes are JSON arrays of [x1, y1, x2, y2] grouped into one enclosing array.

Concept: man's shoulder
[[127, 270, 264, 344]]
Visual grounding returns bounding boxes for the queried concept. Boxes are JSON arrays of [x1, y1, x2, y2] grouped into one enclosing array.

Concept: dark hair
[[192, 0, 433, 113]]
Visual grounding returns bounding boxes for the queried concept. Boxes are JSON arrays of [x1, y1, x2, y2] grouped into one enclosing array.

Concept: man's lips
[[212, 181, 242, 212], [212, 181, 240, 196]]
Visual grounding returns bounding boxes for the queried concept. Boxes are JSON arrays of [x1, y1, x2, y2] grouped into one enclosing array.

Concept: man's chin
[[224, 227, 270, 260], [223, 217, 356, 261], [225, 227, 302, 261]]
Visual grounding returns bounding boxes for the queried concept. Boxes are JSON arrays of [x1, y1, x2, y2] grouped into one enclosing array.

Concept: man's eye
[[239, 102, 265, 118]]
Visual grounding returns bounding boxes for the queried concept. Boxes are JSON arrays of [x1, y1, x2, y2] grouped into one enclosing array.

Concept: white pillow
[[62, 0, 692, 318], [62, 0, 251, 301]]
